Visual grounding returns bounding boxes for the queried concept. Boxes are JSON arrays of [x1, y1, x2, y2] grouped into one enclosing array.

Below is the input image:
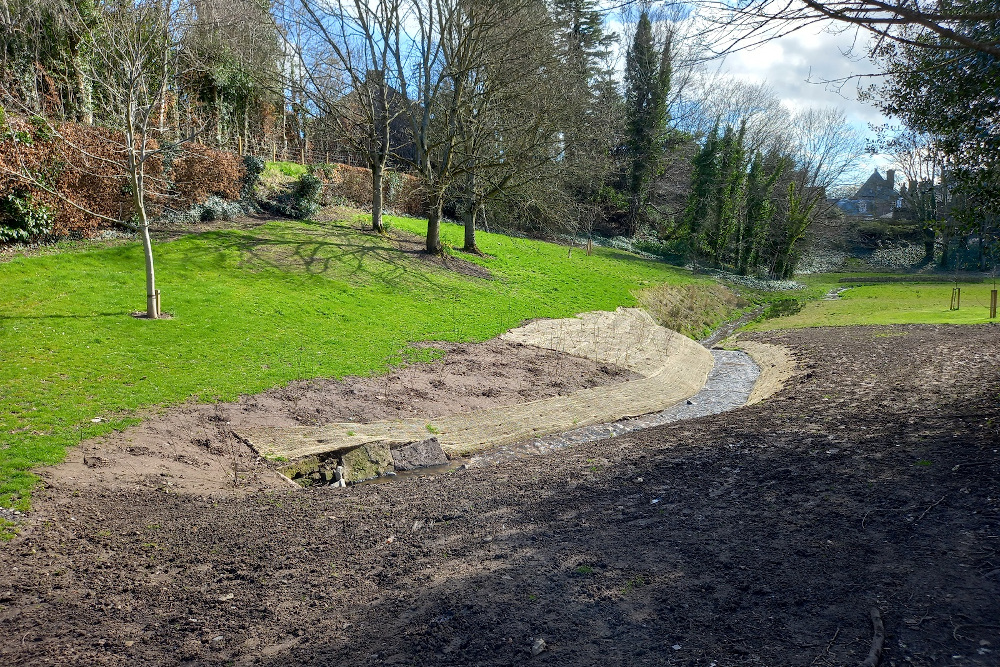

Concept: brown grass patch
[[637, 282, 747, 338]]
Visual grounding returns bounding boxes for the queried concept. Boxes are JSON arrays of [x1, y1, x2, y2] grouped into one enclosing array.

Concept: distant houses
[[835, 169, 901, 218]]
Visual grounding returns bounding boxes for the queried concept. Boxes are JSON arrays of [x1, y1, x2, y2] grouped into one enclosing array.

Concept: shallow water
[[467, 350, 759, 466], [355, 350, 760, 485]]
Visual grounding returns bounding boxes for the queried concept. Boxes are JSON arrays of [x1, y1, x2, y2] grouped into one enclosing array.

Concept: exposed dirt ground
[[2, 324, 999, 666], [45, 339, 637, 496]]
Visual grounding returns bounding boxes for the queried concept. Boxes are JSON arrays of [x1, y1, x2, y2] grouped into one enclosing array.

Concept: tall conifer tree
[[624, 11, 671, 234]]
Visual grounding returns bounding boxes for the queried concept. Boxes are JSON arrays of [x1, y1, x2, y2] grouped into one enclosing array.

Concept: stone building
[[835, 169, 901, 218]]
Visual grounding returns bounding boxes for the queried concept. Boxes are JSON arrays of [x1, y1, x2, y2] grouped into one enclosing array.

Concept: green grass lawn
[[264, 161, 309, 180], [750, 275, 998, 330], [0, 212, 707, 517]]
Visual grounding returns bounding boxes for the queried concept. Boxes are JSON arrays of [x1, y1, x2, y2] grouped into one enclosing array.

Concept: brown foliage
[[169, 145, 243, 207], [0, 117, 245, 239]]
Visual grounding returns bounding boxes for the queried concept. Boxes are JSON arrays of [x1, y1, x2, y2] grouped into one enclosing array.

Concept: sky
[[607, 4, 897, 184], [712, 20, 895, 178]]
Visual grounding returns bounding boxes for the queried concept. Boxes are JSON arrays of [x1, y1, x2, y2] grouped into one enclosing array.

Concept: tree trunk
[[923, 225, 936, 262], [70, 36, 93, 124], [130, 162, 159, 319], [627, 193, 643, 238], [140, 218, 159, 319], [939, 227, 952, 268], [463, 203, 481, 254], [426, 197, 443, 254], [372, 161, 385, 233], [210, 82, 221, 147], [980, 220, 988, 271]]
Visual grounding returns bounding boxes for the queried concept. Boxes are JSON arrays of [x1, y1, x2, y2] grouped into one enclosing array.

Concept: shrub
[[306, 162, 425, 215], [29, 115, 54, 143], [241, 155, 266, 200], [198, 195, 245, 222], [293, 174, 323, 219], [763, 298, 803, 320], [261, 172, 324, 219], [633, 236, 687, 259], [1, 116, 248, 239], [296, 172, 323, 202], [0, 189, 55, 242], [169, 145, 243, 207]]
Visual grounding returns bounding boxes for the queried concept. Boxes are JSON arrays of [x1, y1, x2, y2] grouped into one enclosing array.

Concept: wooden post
[[991, 289, 997, 318], [951, 287, 962, 311], [586, 238, 593, 256], [155, 289, 161, 316]]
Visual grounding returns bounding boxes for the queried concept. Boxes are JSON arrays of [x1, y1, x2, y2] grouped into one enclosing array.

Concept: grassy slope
[[750, 274, 998, 330], [0, 213, 704, 513]]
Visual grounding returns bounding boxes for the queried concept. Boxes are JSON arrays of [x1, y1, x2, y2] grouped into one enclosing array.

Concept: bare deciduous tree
[[1, 0, 199, 319], [700, 0, 1000, 58], [292, 0, 406, 234]]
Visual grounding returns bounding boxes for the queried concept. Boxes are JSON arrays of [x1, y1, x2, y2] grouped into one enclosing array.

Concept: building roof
[[854, 169, 896, 200]]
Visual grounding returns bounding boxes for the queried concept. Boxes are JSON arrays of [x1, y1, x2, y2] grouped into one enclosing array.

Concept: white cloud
[[716, 22, 895, 176]]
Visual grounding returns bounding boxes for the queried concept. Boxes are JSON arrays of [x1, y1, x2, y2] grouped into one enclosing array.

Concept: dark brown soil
[[2, 324, 999, 666]]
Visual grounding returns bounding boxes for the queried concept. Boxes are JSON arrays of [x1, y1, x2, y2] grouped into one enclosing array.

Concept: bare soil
[[2, 324, 999, 667], [44, 339, 637, 496]]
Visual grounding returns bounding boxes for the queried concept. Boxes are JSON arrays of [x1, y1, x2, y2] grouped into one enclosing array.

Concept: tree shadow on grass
[[190, 222, 490, 294], [0, 311, 129, 321]]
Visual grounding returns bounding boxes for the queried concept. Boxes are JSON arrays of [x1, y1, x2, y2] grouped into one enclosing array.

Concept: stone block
[[341, 442, 394, 484], [391, 437, 448, 471]]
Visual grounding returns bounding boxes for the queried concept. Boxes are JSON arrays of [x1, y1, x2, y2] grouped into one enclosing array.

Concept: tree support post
[[990, 289, 997, 319]]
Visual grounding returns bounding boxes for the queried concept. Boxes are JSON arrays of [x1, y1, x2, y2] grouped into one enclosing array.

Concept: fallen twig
[[861, 608, 884, 667], [810, 626, 840, 665], [916, 495, 947, 522]]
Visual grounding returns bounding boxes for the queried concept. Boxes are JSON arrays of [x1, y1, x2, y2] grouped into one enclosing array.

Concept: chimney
[[887, 169, 895, 190]]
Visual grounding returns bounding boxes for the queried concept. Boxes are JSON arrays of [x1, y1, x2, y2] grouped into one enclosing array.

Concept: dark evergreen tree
[[737, 149, 785, 275], [868, 1, 999, 269], [683, 122, 720, 260], [706, 122, 746, 265], [623, 11, 671, 234], [770, 180, 816, 278], [549, 0, 622, 231]]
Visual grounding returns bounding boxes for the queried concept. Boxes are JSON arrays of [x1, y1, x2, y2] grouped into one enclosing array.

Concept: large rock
[[391, 437, 448, 471], [341, 442, 394, 484]]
